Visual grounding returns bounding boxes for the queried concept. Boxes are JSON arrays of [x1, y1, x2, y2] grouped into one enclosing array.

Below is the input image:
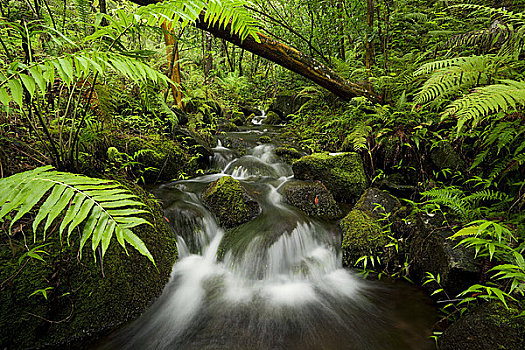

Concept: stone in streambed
[[439, 302, 525, 350], [281, 180, 342, 220], [202, 176, 260, 228], [340, 210, 388, 268], [292, 152, 368, 203]]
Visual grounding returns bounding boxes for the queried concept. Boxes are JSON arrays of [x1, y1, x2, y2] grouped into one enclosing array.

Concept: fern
[[413, 55, 503, 105], [0, 51, 172, 108], [0, 166, 155, 264], [443, 79, 525, 132]]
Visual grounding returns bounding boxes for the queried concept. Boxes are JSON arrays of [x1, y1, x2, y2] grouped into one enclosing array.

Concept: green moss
[[202, 176, 259, 228], [0, 183, 177, 349], [340, 210, 387, 267], [274, 147, 302, 164], [259, 136, 272, 144], [265, 111, 281, 125], [292, 152, 368, 203]]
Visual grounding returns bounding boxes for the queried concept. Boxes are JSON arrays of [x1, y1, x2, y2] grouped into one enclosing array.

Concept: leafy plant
[[0, 166, 155, 264]]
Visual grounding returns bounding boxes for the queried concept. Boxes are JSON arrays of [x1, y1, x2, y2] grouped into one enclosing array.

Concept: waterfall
[[97, 125, 435, 350]]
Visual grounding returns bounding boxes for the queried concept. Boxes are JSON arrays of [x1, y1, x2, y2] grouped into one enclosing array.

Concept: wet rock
[[408, 214, 480, 296], [265, 110, 282, 125], [231, 111, 245, 126], [292, 152, 368, 203], [274, 147, 303, 164], [218, 122, 240, 132], [379, 173, 417, 198], [172, 127, 214, 166], [439, 302, 525, 350], [0, 183, 177, 349], [269, 92, 309, 119], [353, 188, 401, 220], [259, 136, 272, 144], [202, 176, 260, 228], [281, 180, 342, 220], [102, 133, 189, 183], [340, 210, 388, 267], [241, 105, 259, 117], [430, 141, 465, 171]]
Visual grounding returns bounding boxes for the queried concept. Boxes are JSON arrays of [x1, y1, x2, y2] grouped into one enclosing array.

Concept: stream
[[97, 119, 436, 349]]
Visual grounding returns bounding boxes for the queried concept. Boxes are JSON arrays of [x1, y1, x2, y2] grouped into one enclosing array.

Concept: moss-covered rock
[[265, 110, 282, 125], [259, 136, 272, 144], [282, 180, 342, 220], [340, 210, 387, 267], [269, 92, 309, 119], [430, 141, 465, 171], [202, 176, 260, 228], [439, 302, 525, 350], [231, 111, 245, 126], [0, 183, 177, 349], [274, 147, 303, 164], [292, 152, 368, 203], [408, 214, 480, 296], [353, 188, 401, 220], [95, 133, 189, 184], [218, 122, 240, 132]]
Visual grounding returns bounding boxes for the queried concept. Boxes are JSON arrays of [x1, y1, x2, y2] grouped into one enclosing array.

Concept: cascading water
[[98, 127, 435, 350]]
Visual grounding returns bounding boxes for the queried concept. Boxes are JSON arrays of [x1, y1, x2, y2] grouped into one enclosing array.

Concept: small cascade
[[251, 109, 267, 125], [98, 125, 436, 350]]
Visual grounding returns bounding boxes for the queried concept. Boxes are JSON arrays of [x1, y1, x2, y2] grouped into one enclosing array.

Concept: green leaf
[[19, 74, 36, 99], [7, 79, 23, 108], [0, 87, 10, 107]]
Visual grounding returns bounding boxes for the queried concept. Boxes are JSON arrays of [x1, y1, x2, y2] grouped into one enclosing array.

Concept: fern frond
[[450, 4, 525, 28], [414, 55, 500, 105], [0, 166, 155, 264], [421, 187, 467, 217], [0, 52, 172, 108], [443, 79, 525, 133]]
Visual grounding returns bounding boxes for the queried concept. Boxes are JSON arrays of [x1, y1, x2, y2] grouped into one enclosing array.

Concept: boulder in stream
[[0, 183, 177, 349], [353, 187, 401, 220], [265, 110, 282, 125], [340, 209, 388, 268], [281, 180, 342, 220], [292, 152, 368, 203], [403, 212, 480, 296], [439, 302, 525, 350], [202, 176, 260, 228]]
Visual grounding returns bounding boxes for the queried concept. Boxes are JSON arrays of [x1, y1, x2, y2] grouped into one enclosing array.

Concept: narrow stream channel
[[97, 120, 436, 349]]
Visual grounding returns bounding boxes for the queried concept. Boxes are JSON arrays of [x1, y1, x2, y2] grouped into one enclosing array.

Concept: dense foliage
[[1, 0, 524, 347]]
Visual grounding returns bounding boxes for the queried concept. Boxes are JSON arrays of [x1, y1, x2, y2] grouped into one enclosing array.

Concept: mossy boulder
[[439, 302, 525, 350], [430, 141, 465, 171], [408, 214, 480, 296], [340, 210, 388, 267], [292, 152, 368, 203], [101, 133, 189, 184], [259, 136, 272, 144], [202, 176, 260, 228], [218, 122, 240, 132], [269, 92, 309, 119], [353, 188, 401, 220], [281, 180, 342, 220], [0, 183, 177, 349], [265, 110, 282, 125], [231, 111, 245, 126], [274, 147, 303, 164]]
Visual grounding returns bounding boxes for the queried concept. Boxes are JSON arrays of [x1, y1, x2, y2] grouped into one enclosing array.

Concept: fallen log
[[129, 0, 380, 102]]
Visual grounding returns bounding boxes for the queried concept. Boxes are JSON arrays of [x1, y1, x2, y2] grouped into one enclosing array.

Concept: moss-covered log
[[128, 0, 379, 102]]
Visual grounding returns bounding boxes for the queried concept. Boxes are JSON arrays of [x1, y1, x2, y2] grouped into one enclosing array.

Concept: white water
[[99, 128, 434, 350]]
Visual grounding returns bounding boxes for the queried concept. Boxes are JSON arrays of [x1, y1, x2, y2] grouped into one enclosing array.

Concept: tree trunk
[[128, 0, 379, 102], [161, 22, 183, 108]]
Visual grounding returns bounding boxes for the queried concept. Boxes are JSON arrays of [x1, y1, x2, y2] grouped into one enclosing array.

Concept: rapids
[[97, 124, 436, 350]]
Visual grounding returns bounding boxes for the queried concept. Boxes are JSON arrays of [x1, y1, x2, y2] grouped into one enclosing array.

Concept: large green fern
[[0, 166, 155, 264], [443, 79, 525, 131]]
